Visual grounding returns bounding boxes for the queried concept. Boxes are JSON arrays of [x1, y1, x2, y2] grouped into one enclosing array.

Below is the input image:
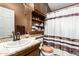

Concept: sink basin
[[4, 40, 30, 48]]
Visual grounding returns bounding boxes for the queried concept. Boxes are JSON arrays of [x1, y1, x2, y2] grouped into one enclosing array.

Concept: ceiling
[[48, 3, 76, 12]]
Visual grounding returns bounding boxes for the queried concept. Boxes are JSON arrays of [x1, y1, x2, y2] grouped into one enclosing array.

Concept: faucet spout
[[16, 32, 20, 40], [12, 31, 16, 41]]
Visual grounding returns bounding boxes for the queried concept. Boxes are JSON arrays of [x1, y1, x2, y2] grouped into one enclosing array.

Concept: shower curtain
[[44, 4, 79, 56], [45, 4, 79, 40]]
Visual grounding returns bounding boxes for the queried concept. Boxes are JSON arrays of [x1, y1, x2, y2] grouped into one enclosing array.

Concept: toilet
[[39, 41, 54, 56], [40, 45, 54, 56]]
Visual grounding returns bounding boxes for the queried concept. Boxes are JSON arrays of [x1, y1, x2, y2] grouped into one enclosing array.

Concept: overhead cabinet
[[34, 3, 47, 15]]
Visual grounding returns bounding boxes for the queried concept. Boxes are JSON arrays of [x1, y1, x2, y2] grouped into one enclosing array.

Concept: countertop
[[0, 35, 43, 56]]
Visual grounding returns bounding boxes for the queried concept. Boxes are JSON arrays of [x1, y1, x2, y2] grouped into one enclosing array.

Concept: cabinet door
[[34, 3, 47, 15], [41, 4, 47, 14], [34, 3, 41, 12], [27, 49, 40, 56]]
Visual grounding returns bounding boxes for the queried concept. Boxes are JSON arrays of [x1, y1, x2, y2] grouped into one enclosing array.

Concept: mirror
[[0, 7, 14, 38]]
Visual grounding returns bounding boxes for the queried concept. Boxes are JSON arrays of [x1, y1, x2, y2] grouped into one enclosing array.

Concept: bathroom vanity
[[10, 42, 40, 56], [0, 35, 43, 56]]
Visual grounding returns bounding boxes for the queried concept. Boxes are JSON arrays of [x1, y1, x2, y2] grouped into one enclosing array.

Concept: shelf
[[35, 9, 46, 17], [35, 25, 44, 28], [32, 10, 46, 20], [32, 18, 44, 23], [31, 31, 44, 34], [32, 28, 38, 31], [32, 27, 44, 32], [31, 9, 45, 35]]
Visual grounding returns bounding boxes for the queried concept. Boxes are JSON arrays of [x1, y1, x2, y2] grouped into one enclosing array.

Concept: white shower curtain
[[45, 5, 79, 40]]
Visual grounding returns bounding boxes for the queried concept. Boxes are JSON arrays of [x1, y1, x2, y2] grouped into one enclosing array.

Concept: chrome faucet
[[12, 31, 20, 41], [12, 31, 16, 41]]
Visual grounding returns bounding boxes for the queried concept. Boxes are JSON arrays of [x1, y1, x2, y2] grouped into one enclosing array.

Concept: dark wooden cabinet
[[30, 10, 45, 35], [34, 3, 47, 15], [27, 48, 40, 56], [10, 43, 40, 56], [34, 3, 41, 12]]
